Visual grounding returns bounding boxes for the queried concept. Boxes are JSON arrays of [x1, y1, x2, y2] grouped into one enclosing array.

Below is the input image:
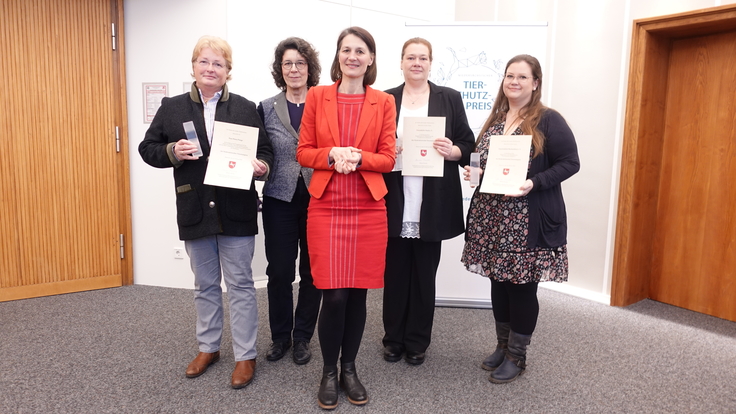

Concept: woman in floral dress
[[461, 54, 580, 384]]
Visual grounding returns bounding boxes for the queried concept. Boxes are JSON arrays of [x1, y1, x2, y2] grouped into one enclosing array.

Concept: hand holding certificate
[[479, 135, 532, 196], [204, 121, 259, 190], [401, 117, 446, 177]]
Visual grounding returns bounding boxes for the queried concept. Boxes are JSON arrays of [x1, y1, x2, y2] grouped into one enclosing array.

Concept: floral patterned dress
[[460, 122, 568, 284]]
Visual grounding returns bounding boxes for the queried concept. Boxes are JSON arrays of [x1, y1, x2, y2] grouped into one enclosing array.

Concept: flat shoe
[[383, 345, 404, 363], [266, 341, 291, 362], [404, 350, 425, 366], [293, 341, 312, 365], [231, 359, 256, 389], [185, 351, 220, 378]]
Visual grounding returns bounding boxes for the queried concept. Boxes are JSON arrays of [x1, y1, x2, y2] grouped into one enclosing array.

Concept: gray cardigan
[[258, 92, 313, 202]]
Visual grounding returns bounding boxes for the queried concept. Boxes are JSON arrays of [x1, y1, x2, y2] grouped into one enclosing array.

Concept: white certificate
[[203, 121, 258, 190], [479, 135, 532, 195], [401, 117, 446, 177]]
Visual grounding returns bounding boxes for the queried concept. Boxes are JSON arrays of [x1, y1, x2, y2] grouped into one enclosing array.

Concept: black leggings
[[490, 279, 539, 335], [318, 288, 367, 367]]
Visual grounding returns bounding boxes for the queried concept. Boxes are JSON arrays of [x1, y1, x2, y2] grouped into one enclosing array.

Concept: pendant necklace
[[405, 86, 428, 105], [504, 114, 522, 135]]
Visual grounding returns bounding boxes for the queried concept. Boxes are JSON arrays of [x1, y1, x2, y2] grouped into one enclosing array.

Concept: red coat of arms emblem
[[229, 161, 236, 169], [503, 168, 510, 175], [420, 149, 427, 157]]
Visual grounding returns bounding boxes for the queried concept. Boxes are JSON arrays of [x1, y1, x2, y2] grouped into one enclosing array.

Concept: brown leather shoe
[[231, 359, 256, 389], [185, 351, 220, 378]]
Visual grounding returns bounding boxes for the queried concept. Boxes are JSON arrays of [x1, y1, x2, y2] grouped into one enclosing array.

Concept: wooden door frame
[[612, 4, 736, 306], [113, 0, 133, 286]]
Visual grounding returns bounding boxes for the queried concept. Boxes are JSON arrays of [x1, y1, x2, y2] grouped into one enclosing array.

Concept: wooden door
[[0, 0, 132, 301], [650, 31, 736, 318], [613, 5, 736, 321]]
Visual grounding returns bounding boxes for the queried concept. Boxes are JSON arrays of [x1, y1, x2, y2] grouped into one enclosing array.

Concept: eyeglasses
[[196, 59, 226, 70], [282, 61, 307, 70], [504, 74, 533, 83]]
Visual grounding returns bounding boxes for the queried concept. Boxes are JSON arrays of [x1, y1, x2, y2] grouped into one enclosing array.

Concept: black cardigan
[[139, 84, 274, 241], [524, 109, 580, 248], [383, 82, 476, 242]]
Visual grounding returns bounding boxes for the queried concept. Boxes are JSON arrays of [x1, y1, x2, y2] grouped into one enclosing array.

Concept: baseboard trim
[[435, 297, 492, 309], [539, 282, 611, 305]]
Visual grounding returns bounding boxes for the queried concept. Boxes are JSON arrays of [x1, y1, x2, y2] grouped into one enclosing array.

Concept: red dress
[[307, 93, 387, 289]]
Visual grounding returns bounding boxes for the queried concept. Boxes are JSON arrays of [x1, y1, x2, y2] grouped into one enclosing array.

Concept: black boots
[[317, 365, 338, 410], [318, 362, 368, 409], [340, 361, 368, 405], [481, 321, 510, 371], [489, 330, 532, 384]]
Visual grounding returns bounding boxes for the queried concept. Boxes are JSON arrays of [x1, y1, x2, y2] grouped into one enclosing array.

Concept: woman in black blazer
[[382, 38, 475, 365]]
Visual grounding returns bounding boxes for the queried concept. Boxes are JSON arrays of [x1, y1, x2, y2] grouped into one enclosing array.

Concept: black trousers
[[382, 237, 442, 353], [490, 279, 539, 335], [262, 178, 321, 343]]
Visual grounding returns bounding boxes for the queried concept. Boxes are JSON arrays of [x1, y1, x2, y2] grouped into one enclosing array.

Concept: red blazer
[[297, 82, 396, 201]]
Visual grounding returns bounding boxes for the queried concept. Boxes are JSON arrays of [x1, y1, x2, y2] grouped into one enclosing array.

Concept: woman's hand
[[463, 165, 483, 187], [252, 159, 268, 177], [506, 179, 533, 197], [330, 146, 362, 174], [174, 139, 200, 160], [433, 137, 460, 161]]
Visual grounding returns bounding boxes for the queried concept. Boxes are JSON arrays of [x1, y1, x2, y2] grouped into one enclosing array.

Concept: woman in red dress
[[296, 26, 396, 410]]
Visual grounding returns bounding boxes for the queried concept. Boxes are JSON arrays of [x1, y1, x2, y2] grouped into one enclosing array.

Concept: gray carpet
[[1, 285, 734, 413]]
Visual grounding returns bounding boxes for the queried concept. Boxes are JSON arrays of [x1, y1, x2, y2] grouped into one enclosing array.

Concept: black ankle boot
[[489, 330, 532, 384], [482, 321, 510, 371], [318, 365, 339, 410], [340, 361, 368, 405]]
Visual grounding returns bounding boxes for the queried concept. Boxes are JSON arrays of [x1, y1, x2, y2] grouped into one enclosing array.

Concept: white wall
[[126, 0, 453, 290], [125, 0, 735, 301]]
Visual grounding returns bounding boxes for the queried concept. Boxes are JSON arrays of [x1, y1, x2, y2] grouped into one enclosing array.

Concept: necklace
[[286, 90, 306, 107], [504, 115, 523, 135], [404, 86, 429, 105]]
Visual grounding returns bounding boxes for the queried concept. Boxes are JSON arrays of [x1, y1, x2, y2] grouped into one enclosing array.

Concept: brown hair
[[270, 37, 321, 91], [478, 54, 546, 157], [401, 37, 433, 62], [330, 26, 377, 86], [190, 35, 233, 82]]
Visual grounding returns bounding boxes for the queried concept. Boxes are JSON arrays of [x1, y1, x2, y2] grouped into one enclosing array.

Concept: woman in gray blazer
[[257, 37, 322, 365]]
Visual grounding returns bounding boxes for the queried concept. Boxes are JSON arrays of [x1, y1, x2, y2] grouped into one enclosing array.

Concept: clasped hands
[[330, 146, 362, 174]]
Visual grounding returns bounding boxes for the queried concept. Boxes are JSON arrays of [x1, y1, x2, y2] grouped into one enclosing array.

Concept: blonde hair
[[190, 35, 233, 82], [401, 37, 433, 62]]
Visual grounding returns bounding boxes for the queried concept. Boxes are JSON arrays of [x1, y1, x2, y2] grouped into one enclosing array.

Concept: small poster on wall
[[143, 83, 168, 123]]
